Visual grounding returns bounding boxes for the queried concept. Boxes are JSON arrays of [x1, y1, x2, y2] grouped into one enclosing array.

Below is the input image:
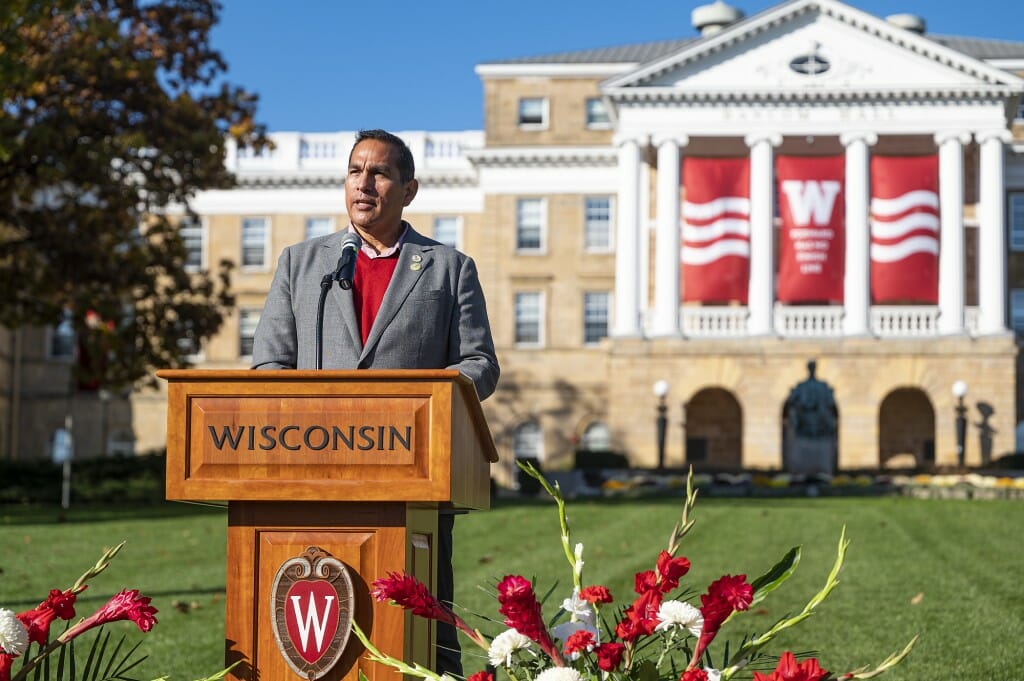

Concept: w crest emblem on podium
[[270, 546, 355, 679]]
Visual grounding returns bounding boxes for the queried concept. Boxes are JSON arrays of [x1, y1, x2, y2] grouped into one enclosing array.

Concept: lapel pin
[[411, 254, 423, 263], [410, 262, 422, 271]]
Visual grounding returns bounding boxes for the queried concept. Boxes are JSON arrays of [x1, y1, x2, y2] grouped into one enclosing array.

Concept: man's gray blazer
[[251, 226, 499, 400]]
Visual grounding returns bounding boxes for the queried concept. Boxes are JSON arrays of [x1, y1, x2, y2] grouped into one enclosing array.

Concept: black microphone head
[[341, 231, 362, 252]]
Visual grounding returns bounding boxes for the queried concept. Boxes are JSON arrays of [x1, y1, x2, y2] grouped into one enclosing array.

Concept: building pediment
[[603, 0, 1024, 102]]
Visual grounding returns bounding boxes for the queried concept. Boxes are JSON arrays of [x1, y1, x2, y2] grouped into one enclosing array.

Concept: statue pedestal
[[785, 435, 836, 476]]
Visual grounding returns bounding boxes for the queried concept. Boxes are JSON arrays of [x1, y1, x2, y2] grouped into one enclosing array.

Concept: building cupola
[[691, 0, 745, 36], [885, 13, 927, 34]]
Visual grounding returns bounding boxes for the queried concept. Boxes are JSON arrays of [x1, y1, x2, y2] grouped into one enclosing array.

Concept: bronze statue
[[785, 360, 837, 439]]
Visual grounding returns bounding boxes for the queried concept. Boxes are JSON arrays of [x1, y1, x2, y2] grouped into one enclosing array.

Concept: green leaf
[[749, 546, 801, 608], [635, 659, 659, 681]]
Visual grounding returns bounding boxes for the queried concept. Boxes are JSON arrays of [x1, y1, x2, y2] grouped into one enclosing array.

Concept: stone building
[[4, 0, 1024, 484]]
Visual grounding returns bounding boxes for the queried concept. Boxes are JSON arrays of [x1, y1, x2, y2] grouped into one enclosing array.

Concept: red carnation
[[656, 551, 691, 592], [467, 672, 494, 681], [752, 651, 829, 681], [1, 653, 13, 681], [18, 588, 78, 645], [707, 574, 754, 612], [563, 630, 595, 656], [595, 642, 626, 671], [680, 670, 709, 681], [580, 585, 613, 604]]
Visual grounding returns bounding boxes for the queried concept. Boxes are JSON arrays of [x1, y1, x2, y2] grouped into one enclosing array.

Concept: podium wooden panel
[[158, 370, 497, 681]]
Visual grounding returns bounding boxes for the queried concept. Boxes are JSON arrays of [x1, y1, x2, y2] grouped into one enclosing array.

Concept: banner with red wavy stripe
[[777, 155, 846, 303], [681, 157, 750, 303], [869, 155, 939, 304]]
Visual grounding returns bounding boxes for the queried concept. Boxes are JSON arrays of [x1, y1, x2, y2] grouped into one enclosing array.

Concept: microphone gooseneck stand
[[315, 272, 333, 370]]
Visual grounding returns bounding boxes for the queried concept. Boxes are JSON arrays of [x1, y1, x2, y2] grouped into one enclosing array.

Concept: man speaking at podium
[[251, 128, 499, 675]]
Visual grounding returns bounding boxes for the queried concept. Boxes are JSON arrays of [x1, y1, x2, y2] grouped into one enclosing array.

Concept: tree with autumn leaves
[[0, 0, 266, 389]]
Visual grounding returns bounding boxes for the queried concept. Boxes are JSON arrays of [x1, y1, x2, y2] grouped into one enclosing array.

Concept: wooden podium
[[158, 369, 497, 681]]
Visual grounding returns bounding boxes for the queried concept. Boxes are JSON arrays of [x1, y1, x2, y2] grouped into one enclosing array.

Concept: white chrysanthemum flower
[[536, 667, 584, 681], [0, 607, 29, 656], [654, 599, 703, 638], [488, 628, 534, 667], [704, 668, 722, 681]]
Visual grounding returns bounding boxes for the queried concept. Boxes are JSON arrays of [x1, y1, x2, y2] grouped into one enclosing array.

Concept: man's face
[[345, 138, 418, 237]]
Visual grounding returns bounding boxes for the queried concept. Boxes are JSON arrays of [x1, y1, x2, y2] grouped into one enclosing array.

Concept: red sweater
[[352, 250, 400, 345]]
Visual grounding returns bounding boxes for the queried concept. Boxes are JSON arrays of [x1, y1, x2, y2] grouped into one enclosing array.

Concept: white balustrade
[[775, 306, 844, 338], [681, 306, 749, 337], [871, 306, 939, 337]]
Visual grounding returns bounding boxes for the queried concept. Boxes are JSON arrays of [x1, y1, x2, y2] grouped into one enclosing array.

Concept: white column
[[840, 132, 877, 336], [745, 132, 782, 336], [613, 135, 644, 337], [651, 135, 687, 337], [935, 131, 971, 335], [977, 129, 1011, 335]]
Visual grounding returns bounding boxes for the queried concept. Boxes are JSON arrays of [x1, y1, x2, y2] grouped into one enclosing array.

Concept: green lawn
[[1, 495, 1021, 680]]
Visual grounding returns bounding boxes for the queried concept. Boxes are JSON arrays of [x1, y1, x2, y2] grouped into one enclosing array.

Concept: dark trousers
[[436, 512, 462, 677]]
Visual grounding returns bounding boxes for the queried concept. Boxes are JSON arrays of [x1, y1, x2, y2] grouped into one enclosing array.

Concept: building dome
[[692, 1, 744, 36]]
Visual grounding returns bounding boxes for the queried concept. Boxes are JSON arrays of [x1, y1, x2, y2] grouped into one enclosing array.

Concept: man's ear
[[403, 178, 419, 206]]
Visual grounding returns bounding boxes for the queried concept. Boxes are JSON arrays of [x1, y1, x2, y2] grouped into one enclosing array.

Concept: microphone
[[334, 232, 362, 290]]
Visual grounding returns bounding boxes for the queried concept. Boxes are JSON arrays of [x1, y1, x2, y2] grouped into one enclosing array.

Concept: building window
[[305, 216, 333, 241], [513, 420, 543, 461], [518, 97, 547, 129], [515, 292, 543, 346], [239, 309, 260, 357], [584, 196, 612, 251], [241, 217, 269, 268], [516, 198, 545, 252], [180, 216, 204, 270], [175, 319, 202, 360], [1017, 101, 1024, 121], [49, 309, 75, 359], [583, 292, 610, 345], [1012, 289, 1024, 333], [433, 216, 461, 249], [1011, 193, 1024, 251], [585, 98, 611, 129], [581, 421, 612, 451]]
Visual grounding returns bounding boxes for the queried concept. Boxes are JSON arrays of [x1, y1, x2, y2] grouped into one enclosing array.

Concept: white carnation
[[704, 668, 722, 681], [488, 628, 534, 667], [535, 667, 584, 681], [0, 608, 29, 656], [654, 599, 703, 638]]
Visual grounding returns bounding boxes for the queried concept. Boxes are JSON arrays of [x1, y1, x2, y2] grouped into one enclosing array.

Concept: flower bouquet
[[358, 463, 916, 681]]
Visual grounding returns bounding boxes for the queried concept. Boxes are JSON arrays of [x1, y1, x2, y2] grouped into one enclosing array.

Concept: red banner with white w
[[777, 155, 845, 303], [869, 155, 939, 303], [681, 157, 750, 303]]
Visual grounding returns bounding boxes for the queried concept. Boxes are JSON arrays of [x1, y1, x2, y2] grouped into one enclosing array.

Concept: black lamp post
[[653, 380, 669, 472], [952, 380, 968, 468]]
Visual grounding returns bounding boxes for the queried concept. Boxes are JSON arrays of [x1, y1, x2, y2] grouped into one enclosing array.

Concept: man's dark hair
[[351, 129, 416, 183]]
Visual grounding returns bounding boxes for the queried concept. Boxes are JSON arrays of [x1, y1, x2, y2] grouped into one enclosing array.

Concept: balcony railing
[[775, 305, 844, 337], [681, 306, 748, 337]]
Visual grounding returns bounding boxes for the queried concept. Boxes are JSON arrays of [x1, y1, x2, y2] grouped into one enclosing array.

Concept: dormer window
[[518, 97, 547, 129]]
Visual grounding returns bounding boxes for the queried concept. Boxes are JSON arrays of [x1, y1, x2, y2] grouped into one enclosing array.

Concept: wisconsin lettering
[[209, 424, 412, 452]]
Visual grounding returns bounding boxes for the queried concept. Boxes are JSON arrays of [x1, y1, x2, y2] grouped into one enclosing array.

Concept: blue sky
[[213, 0, 1022, 133]]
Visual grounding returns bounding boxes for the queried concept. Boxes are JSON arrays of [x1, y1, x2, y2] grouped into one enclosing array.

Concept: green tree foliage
[[0, 0, 266, 388]]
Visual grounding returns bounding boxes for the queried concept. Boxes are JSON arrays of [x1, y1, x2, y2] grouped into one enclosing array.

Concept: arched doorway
[[684, 388, 743, 471], [878, 388, 935, 468]]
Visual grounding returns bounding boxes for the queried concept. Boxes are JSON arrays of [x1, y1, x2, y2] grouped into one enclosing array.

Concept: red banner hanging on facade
[[777, 155, 845, 303], [681, 157, 750, 303], [869, 155, 939, 304]]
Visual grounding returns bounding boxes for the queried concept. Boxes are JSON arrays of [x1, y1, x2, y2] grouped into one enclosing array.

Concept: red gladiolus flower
[[634, 570, 659, 595], [656, 551, 691, 592], [680, 669, 709, 681], [372, 573, 455, 623], [467, 672, 494, 681], [595, 642, 625, 671], [580, 585, 613, 604], [18, 588, 78, 645], [496, 575, 564, 665], [752, 651, 829, 681], [615, 589, 662, 642], [690, 574, 753, 666], [563, 630, 594, 655], [59, 589, 157, 643]]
